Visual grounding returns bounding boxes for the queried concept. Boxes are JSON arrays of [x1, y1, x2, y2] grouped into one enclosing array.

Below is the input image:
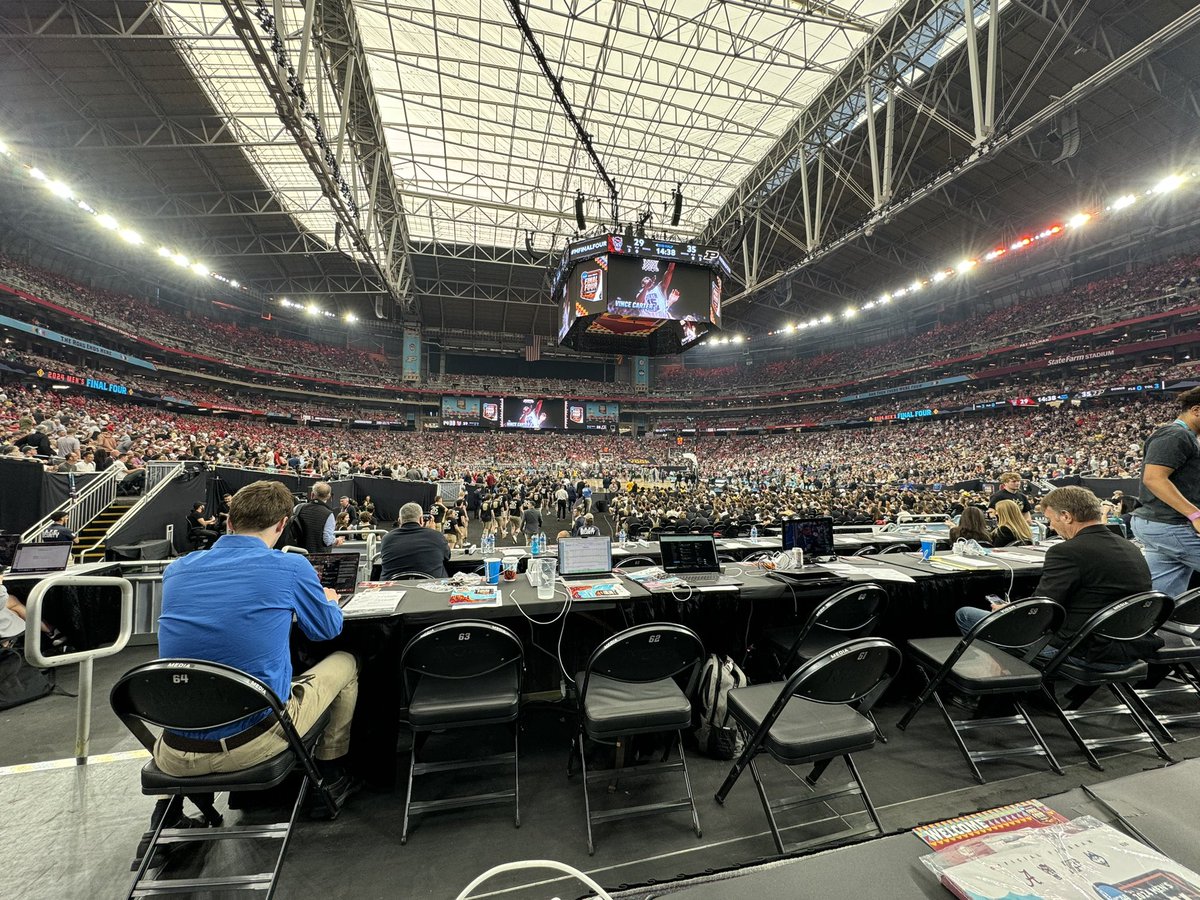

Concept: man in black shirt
[[1132, 386, 1200, 596], [40, 510, 76, 544], [380, 502, 450, 578], [186, 502, 220, 549], [988, 472, 1032, 522]]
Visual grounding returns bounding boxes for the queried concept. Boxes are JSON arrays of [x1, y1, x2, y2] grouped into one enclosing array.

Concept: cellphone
[[986, 593, 1009, 606]]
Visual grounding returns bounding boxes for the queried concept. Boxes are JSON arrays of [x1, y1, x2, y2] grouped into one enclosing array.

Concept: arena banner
[[633, 356, 649, 391], [840, 374, 968, 403], [401, 329, 421, 382], [0, 313, 156, 370]]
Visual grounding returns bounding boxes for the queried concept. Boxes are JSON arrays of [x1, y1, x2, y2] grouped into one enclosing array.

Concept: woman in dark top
[[948, 506, 992, 544], [991, 499, 1033, 546]]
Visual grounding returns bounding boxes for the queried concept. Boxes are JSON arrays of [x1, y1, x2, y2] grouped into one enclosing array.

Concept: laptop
[[4, 541, 73, 577], [782, 516, 836, 562], [659, 534, 739, 587], [557, 537, 613, 584], [307, 551, 362, 606]]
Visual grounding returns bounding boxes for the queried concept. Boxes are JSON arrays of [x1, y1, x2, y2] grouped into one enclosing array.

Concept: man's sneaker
[[309, 773, 362, 820]]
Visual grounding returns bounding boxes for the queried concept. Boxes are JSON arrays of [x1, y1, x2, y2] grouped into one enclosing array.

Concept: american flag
[[524, 337, 541, 362]]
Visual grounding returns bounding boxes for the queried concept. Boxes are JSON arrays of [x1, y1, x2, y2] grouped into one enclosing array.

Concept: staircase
[[75, 496, 138, 562]]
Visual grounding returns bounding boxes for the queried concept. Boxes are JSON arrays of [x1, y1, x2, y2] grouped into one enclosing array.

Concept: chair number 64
[[173, 674, 188, 684]]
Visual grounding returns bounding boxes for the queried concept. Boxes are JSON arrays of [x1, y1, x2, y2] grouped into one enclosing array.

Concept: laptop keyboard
[[681, 572, 722, 585]]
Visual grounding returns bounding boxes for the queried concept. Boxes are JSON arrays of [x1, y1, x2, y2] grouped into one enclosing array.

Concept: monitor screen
[[9, 541, 73, 574], [566, 401, 620, 431], [659, 534, 720, 573], [606, 256, 715, 323], [782, 517, 835, 559], [560, 255, 609, 340], [557, 537, 613, 577], [501, 397, 565, 430], [307, 552, 361, 593]]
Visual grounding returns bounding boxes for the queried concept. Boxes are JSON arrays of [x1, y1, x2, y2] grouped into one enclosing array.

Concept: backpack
[[693, 654, 748, 759], [0, 647, 54, 711], [280, 501, 310, 550]]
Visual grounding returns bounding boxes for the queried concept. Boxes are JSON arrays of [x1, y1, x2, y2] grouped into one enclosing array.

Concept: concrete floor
[[5, 644, 1200, 900]]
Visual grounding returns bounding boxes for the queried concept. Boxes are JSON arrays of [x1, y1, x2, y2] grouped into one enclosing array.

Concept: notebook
[[4, 541, 73, 576]]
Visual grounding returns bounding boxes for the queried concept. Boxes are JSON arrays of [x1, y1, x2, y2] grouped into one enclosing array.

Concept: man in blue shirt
[[154, 480, 359, 815]]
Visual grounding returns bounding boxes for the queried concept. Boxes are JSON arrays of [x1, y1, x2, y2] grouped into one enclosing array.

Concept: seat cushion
[[409, 666, 520, 728], [1150, 629, 1200, 664], [727, 683, 875, 764], [765, 627, 843, 665], [908, 637, 1043, 692], [580, 672, 691, 739], [1053, 658, 1148, 686]]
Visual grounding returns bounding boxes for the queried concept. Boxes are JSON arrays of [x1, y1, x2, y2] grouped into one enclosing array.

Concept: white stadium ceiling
[[157, 0, 898, 254]]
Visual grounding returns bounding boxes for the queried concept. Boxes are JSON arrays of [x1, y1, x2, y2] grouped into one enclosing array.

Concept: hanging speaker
[[671, 184, 682, 226], [575, 191, 586, 231]]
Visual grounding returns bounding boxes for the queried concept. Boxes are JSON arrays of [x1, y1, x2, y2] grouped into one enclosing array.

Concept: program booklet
[[914, 800, 1070, 852], [448, 585, 502, 609], [564, 581, 632, 601]]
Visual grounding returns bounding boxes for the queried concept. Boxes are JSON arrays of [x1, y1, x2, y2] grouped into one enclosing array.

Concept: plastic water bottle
[[749, 524, 759, 541], [530, 531, 543, 556], [617, 527, 627, 547], [483, 533, 494, 556]]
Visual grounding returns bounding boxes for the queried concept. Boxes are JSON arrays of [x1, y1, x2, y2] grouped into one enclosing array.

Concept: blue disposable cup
[[920, 538, 935, 561], [485, 558, 501, 585]]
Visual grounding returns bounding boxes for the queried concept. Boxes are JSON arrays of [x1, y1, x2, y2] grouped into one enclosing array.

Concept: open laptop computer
[[782, 516, 836, 562], [659, 534, 739, 587], [307, 551, 362, 606], [557, 537, 613, 584], [3, 541, 73, 577]]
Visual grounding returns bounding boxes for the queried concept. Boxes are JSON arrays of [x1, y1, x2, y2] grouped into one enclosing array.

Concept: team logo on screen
[[482, 402, 499, 422], [579, 268, 601, 301]]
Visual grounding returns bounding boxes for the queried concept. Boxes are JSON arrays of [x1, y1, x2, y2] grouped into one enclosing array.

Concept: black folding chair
[[897, 598, 1066, 783], [1121, 587, 1200, 742], [110, 659, 339, 900], [761, 584, 890, 741], [1036, 591, 1175, 770], [715, 638, 902, 854], [399, 620, 523, 844], [570, 622, 705, 855]]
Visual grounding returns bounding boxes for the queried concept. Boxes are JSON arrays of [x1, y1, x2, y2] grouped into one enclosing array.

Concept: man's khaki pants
[[153, 651, 358, 776]]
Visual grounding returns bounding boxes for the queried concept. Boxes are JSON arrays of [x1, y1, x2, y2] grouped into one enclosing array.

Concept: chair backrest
[[581, 623, 704, 699], [724, 525, 742, 538], [972, 597, 1065, 649], [400, 621, 524, 700], [1170, 587, 1200, 627], [879, 543, 911, 554], [852, 546, 880, 557], [789, 584, 888, 663], [785, 638, 902, 706], [110, 659, 291, 751], [1042, 591, 1174, 675]]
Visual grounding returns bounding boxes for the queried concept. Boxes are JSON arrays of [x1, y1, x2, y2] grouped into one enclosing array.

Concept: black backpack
[[0, 647, 53, 711], [280, 501, 311, 550]]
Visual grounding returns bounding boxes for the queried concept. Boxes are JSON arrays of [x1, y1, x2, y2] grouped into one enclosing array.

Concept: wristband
[[1188, 511, 1200, 522]]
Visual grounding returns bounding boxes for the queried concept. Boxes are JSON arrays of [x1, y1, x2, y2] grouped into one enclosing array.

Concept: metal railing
[[20, 466, 122, 544], [24, 574, 134, 763], [76, 461, 186, 560]]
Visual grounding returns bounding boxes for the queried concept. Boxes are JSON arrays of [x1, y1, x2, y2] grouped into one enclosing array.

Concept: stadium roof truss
[[2, 0, 1199, 339]]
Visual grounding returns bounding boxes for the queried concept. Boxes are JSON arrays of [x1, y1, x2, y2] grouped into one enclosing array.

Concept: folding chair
[[1119, 587, 1200, 742], [715, 638, 902, 854], [897, 598, 1066, 783], [570, 622, 705, 854], [1037, 591, 1175, 770], [761, 584, 890, 741], [400, 620, 523, 844], [110, 659, 339, 900]]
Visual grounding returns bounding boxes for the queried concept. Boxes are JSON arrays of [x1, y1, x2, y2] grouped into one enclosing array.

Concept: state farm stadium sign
[[1046, 349, 1117, 367]]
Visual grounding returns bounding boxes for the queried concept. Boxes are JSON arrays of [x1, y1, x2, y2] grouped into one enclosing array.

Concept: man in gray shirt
[[519, 502, 543, 546], [56, 431, 80, 459], [1132, 386, 1200, 595]]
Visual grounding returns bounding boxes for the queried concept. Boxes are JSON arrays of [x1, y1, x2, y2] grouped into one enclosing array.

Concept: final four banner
[[633, 356, 649, 391], [401, 329, 421, 382]]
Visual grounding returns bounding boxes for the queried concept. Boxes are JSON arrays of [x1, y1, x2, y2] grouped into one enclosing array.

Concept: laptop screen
[[659, 534, 720, 573], [9, 541, 73, 575], [307, 552, 361, 594], [782, 517, 835, 559], [558, 537, 612, 578]]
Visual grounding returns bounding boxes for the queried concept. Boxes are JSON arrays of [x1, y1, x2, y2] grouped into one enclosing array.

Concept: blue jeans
[[1132, 516, 1200, 597], [954, 606, 990, 636]]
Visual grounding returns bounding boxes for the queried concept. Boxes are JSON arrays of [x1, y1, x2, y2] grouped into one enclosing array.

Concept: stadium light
[[306, 304, 320, 316], [119, 228, 143, 245], [97, 213, 119, 230], [0, 139, 8, 155], [1153, 174, 1184, 194], [29, 167, 47, 181], [45, 180, 73, 200], [172, 252, 189, 267], [843, 306, 857, 319], [76, 200, 94, 214], [909, 280, 922, 292], [807, 318, 819, 328], [1111, 194, 1137, 211], [879, 293, 891, 303], [732, 334, 745, 344], [344, 313, 357, 323], [784, 323, 795, 333], [821, 313, 833, 324], [1066, 212, 1090, 228], [956, 258, 977, 273], [190, 261, 209, 276], [156, 246, 172, 258]]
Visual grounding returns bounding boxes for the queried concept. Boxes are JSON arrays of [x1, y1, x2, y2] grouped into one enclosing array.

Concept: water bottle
[[530, 531, 542, 556], [617, 527, 627, 547], [749, 524, 759, 541]]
